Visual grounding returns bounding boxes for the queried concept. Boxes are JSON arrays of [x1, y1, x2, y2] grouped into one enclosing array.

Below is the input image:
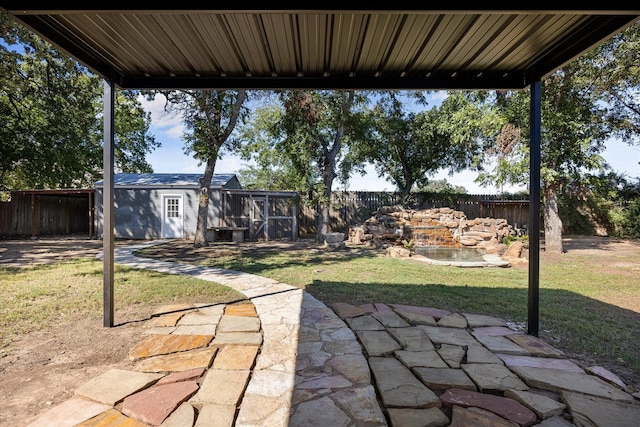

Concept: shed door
[[162, 195, 183, 238]]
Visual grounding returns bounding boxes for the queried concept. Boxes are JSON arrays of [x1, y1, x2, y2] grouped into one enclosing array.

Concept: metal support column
[[103, 78, 115, 327], [528, 80, 542, 337]]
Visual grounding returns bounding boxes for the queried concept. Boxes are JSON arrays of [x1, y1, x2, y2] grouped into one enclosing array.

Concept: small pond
[[414, 247, 487, 262], [411, 246, 510, 267]]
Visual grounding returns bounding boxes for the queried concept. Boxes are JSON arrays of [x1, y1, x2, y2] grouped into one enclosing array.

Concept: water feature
[[400, 217, 510, 267], [403, 224, 458, 247], [414, 246, 487, 262], [411, 244, 509, 267]]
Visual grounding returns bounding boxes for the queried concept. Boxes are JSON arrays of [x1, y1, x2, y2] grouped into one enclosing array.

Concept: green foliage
[[554, 172, 640, 238], [581, 22, 640, 146], [415, 178, 467, 194], [112, 91, 159, 173], [611, 200, 640, 238], [358, 91, 484, 204], [149, 89, 251, 164], [236, 102, 308, 191], [357, 92, 429, 201], [503, 233, 528, 247], [558, 173, 614, 235], [609, 178, 640, 238], [400, 238, 415, 250], [472, 61, 615, 251], [476, 64, 611, 191], [0, 13, 158, 191], [472, 22, 640, 246], [238, 90, 376, 240]]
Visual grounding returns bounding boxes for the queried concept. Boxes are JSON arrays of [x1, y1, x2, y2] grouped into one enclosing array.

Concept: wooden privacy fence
[[0, 190, 95, 238], [299, 191, 530, 235]]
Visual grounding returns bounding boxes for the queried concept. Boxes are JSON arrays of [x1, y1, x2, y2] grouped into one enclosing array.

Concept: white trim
[[161, 194, 184, 239]]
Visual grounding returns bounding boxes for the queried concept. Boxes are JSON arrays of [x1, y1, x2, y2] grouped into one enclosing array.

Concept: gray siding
[[94, 173, 239, 239], [117, 189, 159, 239], [96, 188, 221, 239], [97, 188, 159, 239], [209, 189, 222, 227]]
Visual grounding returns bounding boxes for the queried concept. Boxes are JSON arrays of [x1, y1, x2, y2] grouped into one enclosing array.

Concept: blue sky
[[141, 93, 640, 194]]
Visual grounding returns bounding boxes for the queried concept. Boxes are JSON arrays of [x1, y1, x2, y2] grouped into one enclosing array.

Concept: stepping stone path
[[331, 301, 640, 427], [23, 241, 640, 426]]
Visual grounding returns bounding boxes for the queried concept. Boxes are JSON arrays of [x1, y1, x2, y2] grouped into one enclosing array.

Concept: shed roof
[[94, 173, 238, 188]]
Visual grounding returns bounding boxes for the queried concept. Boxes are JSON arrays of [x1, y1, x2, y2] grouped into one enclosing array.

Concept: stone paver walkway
[[23, 241, 640, 427]]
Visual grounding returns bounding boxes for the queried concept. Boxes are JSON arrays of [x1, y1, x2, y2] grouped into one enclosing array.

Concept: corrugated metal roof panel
[[94, 173, 237, 188], [3, 8, 636, 90]]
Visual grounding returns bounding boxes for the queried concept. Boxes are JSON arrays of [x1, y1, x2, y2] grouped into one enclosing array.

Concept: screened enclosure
[[215, 190, 299, 241]]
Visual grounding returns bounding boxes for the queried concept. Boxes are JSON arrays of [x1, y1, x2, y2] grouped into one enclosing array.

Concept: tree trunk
[[314, 90, 353, 243], [400, 185, 412, 207], [543, 183, 564, 253], [194, 158, 216, 248], [316, 185, 332, 243]]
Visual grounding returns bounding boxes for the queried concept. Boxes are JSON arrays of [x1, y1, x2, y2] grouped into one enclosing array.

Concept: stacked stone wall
[[348, 206, 515, 254]]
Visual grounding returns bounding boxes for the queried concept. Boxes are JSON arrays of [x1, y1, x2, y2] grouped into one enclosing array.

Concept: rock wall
[[348, 206, 515, 254]]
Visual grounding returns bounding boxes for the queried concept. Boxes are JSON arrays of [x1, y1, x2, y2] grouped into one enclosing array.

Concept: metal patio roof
[[1, 6, 639, 90]]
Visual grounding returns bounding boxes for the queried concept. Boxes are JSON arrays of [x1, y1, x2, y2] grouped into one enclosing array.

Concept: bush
[[611, 199, 640, 238], [503, 233, 529, 247]]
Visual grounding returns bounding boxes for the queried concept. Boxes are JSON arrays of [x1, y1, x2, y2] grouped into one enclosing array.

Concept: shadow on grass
[[562, 235, 639, 252], [193, 245, 382, 275]]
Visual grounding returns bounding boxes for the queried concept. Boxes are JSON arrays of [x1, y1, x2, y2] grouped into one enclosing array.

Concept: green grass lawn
[[0, 258, 245, 348], [2, 238, 639, 390]]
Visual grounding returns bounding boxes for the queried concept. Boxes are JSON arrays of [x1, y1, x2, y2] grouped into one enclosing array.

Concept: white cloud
[[138, 93, 183, 133], [429, 90, 448, 104]]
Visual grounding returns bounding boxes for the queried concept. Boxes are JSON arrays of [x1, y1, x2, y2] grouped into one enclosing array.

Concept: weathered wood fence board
[[0, 191, 94, 238], [299, 191, 529, 235]]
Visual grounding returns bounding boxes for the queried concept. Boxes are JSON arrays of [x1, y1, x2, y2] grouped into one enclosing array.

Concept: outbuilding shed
[[94, 173, 299, 241]]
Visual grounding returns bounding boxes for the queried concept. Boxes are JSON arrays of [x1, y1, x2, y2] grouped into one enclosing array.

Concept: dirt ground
[[0, 237, 145, 426], [1, 235, 639, 426]]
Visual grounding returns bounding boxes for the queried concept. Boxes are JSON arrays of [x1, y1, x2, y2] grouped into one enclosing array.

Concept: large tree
[[472, 23, 640, 252], [280, 90, 373, 242], [147, 90, 250, 247], [360, 92, 430, 202], [361, 91, 486, 204], [475, 63, 611, 253], [473, 23, 640, 247], [0, 13, 158, 193], [240, 90, 373, 242], [583, 21, 640, 148]]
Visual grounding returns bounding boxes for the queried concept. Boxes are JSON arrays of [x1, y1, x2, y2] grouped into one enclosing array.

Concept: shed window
[[166, 198, 180, 218]]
